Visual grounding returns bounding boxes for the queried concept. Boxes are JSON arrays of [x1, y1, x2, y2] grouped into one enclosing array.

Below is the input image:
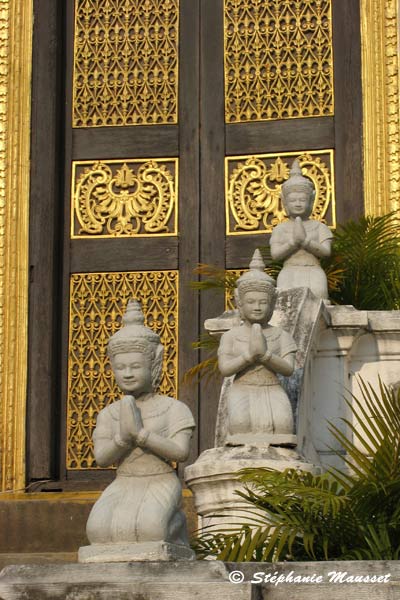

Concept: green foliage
[[182, 334, 219, 386], [192, 379, 400, 561], [191, 264, 241, 294], [325, 212, 400, 309]]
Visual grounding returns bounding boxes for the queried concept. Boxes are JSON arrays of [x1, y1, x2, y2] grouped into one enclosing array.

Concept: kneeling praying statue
[[79, 299, 195, 563]]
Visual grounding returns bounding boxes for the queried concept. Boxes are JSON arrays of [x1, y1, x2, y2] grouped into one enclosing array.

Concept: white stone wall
[[301, 306, 400, 468]]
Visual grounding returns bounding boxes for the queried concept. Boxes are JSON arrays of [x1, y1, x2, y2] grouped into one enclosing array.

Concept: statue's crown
[[107, 299, 160, 358], [281, 158, 314, 198], [236, 249, 276, 296]]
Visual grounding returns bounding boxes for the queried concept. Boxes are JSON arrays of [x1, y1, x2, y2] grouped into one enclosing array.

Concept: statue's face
[[239, 290, 273, 323], [284, 191, 312, 218], [112, 351, 153, 396]]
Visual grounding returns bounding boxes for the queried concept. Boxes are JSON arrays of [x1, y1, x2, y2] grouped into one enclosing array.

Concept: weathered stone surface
[[185, 446, 316, 528], [0, 562, 251, 600], [305, 305, 400, 469], [326, 305, 369, 328], [0, 561, 397, 600]]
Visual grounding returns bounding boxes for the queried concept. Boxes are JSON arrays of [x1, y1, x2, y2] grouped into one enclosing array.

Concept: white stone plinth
[[78, 541, 195, 563], [185, 445, 317, 528]]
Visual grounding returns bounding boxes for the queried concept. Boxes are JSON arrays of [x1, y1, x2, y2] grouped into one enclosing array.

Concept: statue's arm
[[218, 332, 253, 377], [93, 411, 132, 468], [270, 229, 299, 261], [218, 351, 252, 377], [303, 237, 332, 258], [259, 349, 295, 377], [136, 428, 193, 463], [303, 224, 333, 258]]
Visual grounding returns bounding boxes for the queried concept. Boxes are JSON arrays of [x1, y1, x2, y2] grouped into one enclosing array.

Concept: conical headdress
[[236, 249, 276, 298], [107, 299, 160, 359], [281, 158, 314, 198]]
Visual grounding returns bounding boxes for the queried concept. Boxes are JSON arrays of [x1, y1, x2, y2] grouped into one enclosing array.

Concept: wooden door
[[197, 0, 363, 451], [28, 0, 200, 488], [27, 0, 363, 487]]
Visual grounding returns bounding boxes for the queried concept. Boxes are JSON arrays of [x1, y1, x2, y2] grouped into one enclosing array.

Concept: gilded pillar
[[0, 0, 32, 492], [361, 0, 400, 215]]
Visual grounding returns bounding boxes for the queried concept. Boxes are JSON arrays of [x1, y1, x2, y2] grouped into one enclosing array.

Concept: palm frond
[[190, 264, 239, 293], [181, 334, 219, 386], [328, 211, 400, 309]]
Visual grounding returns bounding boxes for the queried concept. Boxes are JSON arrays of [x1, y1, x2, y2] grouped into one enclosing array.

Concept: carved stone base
[[78, 541, 195, 563], [185, 445, 318, 528]]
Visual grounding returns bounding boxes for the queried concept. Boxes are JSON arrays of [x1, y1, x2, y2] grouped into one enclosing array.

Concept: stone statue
[[217, 250, 297, 446], [79, 300, 195, 563], [270, 158, 333, 299]]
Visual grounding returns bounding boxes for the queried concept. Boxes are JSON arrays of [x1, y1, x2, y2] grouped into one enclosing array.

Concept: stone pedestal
[[79, 541, 195, 563], [185, 445, 317, 528]]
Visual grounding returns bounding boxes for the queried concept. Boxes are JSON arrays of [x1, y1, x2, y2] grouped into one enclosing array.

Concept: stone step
[[0, 552, 77, 571], [0, 494, 196, 555], [0, 561, 398, 600], [0, 562, 250, 600], [258, 582, 399, 600]]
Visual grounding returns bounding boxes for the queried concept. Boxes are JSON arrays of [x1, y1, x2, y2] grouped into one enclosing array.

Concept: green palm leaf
[[326, 212, 400, 309]]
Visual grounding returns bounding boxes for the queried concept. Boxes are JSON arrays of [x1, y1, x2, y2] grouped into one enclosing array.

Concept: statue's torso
[[271, 219, 332, 298], [99, 395, 193, 476]]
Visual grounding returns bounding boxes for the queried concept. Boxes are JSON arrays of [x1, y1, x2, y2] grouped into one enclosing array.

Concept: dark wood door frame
[[27, 0, 363, 485]]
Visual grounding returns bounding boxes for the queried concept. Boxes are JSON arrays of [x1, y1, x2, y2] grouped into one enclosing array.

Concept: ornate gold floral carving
[[361, 0, 400, 215], [226, 150, 335, 235], [73, 0, 179, 127], [67, 271, 178, 470], [72, 159, 178, 238], [0, 1, 32, 492], [224, 0, 334, 123]]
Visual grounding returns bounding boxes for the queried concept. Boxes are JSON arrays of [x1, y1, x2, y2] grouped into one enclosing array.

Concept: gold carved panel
[[226, 150, 335, 235], [67, 271, 178, 470], [224, 0, 334, 123], [73, 0, 179, 127], [71, 159, 178, 238]]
